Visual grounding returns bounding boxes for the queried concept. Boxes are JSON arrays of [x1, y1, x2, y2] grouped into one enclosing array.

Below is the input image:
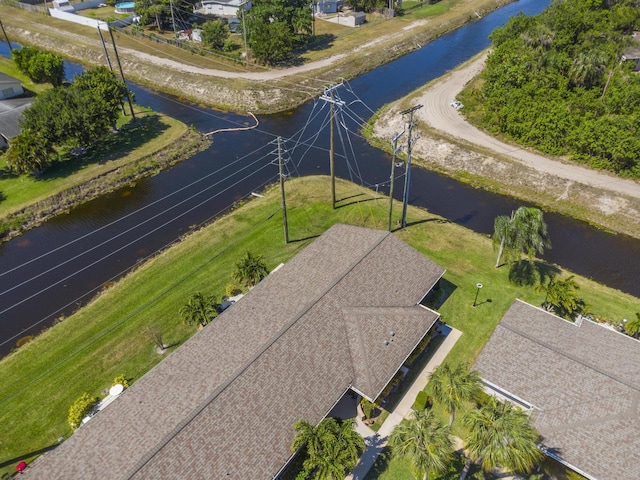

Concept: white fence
[[48, 8, 109, 30]]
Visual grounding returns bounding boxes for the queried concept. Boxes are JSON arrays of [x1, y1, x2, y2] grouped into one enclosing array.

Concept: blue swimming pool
[[114, 1, 135, 13]]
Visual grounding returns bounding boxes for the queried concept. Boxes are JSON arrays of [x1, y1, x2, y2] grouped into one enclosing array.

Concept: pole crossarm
[[400, 104, 423, 116]]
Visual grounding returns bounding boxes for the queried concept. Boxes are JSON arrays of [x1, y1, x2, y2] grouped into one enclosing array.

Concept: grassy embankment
[[0, 56, 207, 238], [0, 0, 512, 113], [0, 176, 637, 479]]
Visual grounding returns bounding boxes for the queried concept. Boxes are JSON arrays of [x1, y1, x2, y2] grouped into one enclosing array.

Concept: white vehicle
[[449, 100, 463, 110]]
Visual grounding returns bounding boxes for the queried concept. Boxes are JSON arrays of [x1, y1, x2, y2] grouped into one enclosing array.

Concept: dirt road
[[418, 52, 640, 200], [372, 53, 640, 238]]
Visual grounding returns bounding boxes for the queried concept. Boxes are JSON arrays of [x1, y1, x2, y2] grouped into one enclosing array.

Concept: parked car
[[449, 100, 463, 110]]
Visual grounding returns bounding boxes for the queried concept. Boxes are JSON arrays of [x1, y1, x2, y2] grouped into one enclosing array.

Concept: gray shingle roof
[[0, 72, 20, 85], [24, 224, 444, 479], [0, 98, 31, 140], [474, 299, 640, 480]]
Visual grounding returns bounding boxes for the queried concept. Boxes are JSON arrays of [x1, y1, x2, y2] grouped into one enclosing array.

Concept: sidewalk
[[346, 327, 463, 480]]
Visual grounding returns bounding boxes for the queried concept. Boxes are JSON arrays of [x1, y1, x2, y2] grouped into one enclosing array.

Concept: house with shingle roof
[[0, 97, 31, 148], [0, 72, 24, 100], [474, 299, 640, 480], [23, 224, 445, 479]]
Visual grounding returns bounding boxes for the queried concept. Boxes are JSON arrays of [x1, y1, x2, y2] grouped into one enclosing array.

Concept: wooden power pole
[[388, 130, 404, 231], [107, 24, 136, 120], [278, 137, 289, 244], [400, 104, 422, 229], [319, 83, 344, 210], [0, 19, 12, 51]]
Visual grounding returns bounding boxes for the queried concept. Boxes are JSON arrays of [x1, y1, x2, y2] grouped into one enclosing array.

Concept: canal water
[[0, 0, 638, 356]]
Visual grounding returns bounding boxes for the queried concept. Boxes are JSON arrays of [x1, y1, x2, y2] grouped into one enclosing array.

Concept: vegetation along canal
[[0, 0, 638, 357]]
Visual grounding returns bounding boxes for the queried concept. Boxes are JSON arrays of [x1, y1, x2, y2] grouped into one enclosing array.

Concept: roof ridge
[[124, 228, 392, 478], [500, 320, 640, 394]]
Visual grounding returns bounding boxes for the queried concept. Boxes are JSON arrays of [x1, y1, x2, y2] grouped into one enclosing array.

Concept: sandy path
[[416, 52, 640, 199]]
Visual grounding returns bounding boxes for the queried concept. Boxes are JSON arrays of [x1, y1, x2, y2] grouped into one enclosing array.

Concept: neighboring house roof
[[24, 224, 444, 480], [474, 299, 640, 480], [0, 72, 21, 86], [0, 98, 32, 141]]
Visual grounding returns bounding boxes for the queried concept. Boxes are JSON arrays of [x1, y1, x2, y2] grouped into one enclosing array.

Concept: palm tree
[[233, 251, 269, 289], [569, 50, 608, 89], [493, 207, 550, 268], [463, 397, 543, 474], [292, 417, 364, 479], [535, 275, 581, 319], [4, 129, 57, 176], [389, 409, 455, 480], [427, 363, 483, 426], [179, 292, 218, 328]]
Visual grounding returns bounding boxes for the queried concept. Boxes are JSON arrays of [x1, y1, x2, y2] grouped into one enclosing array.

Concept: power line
[[0, 159, 276, 315], [0, 209, 279, 404]]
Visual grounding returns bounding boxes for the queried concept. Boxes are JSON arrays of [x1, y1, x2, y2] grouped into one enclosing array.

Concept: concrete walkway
[[346, 327, 463, 480]]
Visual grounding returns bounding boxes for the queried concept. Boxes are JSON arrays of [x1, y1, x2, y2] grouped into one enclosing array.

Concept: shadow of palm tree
[[508, 260, 561, 286]]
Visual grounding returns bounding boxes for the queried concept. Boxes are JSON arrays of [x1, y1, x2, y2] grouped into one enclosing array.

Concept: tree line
[[4, 49, 130, 176], [467, 0, 640, 178]]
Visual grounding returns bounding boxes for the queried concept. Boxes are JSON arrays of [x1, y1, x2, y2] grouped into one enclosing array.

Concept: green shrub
[[68, 393, 98, 430], [112, 374, 129, 389], [360, 398, 377, 419], [413, 390, 429, 411], [225, 283, 242, 297]]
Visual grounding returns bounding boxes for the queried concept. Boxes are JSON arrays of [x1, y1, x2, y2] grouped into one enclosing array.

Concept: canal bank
[[369, 52, 640, 240], [1, 0, 638, 366], [0, 0, 514, 114]]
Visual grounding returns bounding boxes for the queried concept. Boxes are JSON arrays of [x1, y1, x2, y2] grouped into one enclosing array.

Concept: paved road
[[417, 52, 640, 200]]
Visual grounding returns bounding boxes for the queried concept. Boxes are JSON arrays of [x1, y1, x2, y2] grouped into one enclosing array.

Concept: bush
[[360, 398, 377, 419], [68, 393, 98, 430], [112, 374, 129, 389], [413, 390, 429, 411], [225, 283, 242, 297]]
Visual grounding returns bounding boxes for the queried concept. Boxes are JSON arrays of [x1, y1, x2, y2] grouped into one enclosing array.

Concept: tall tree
[[233, 251, 269, 288], [427, 363, 483, 427], [12, 46, 64, 86], [246, 0, 312, 65], [292, 417, 364, 479], [389, 409, 455, 480], [179, 292, 219, 328], [493, 206, 550, 268], [73, 66, 129, 127], [463, 397, 543, 474], [200, 20, 229, 50]]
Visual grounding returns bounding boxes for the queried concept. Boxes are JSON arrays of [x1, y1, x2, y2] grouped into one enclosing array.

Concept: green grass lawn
[[0, 109, 187, 219], [0, 176, 636, 478]]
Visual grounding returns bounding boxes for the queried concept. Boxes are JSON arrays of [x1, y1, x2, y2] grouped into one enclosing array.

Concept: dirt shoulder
[[2, 0, 511, 113], [371, 52, 640, 239]]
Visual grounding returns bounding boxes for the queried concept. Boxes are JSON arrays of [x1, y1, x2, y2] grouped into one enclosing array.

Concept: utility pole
[[97, 25, 125, 115], [319, 83, 344, 210], [329, 90, 335, 209], [0, 19, 12, 51], [169, 0, 178, 40], [107, 24, 136, 120], [400, 104, 422, 229], [278, 137, 289, 244], [388, 130, 404, 231], [241, 1, 248, 67], [97, 25, 114, 72]]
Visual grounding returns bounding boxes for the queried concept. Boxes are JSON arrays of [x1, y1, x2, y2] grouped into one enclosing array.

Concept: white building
[[196, 0, 250, 17]]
